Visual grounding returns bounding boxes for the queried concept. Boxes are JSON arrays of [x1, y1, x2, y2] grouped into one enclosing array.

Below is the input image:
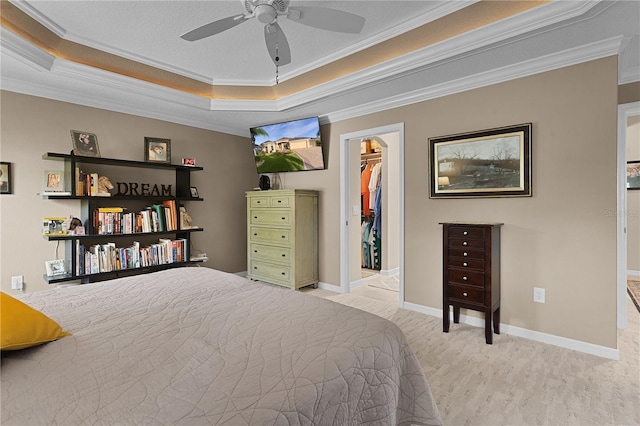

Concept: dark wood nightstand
[[440, 222, 502, 344]]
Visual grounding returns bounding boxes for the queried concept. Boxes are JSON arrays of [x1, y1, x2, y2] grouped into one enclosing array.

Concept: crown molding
[[274, 0, 479, 85], [0, 26, 55, 71], [326, 36, 625, 124], [9, 0, 67, 37]]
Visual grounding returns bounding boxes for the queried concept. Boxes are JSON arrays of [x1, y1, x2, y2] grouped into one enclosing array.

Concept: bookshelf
[[41, 152, 204, 284]]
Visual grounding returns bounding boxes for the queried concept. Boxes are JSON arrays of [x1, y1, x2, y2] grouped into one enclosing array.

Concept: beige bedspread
[[2, 267, 441, 425]]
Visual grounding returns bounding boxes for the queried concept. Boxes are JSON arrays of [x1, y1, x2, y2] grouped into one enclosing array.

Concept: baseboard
[[317, 281, 346, 293], [235, 271, 247, 277], [380, 267, 399, 276], [350, 278, 365, 288], [627, 270, 640, 278], [402, 301, 620, 360]]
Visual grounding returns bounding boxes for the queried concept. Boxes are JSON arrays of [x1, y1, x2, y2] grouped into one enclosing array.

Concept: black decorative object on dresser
[[440, 222, 502, 344], [41, 152, 204, 284]]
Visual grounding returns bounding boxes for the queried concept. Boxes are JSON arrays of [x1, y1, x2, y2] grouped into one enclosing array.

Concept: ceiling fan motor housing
[[244, 0, 289, 16]]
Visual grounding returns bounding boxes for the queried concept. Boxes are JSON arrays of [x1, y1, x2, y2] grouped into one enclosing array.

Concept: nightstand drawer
[[448, 227, 485, 239], [448, 257, 484, 269], [448, 248, 484, 260], [449, 237, 485, 249], [448, 284, 484, 304], [448, 268, 484, 286], [250, 243, 291, 264], [249, 209, 291, 226], [249, 260, 291, 285], [249, 227, 291, 244]]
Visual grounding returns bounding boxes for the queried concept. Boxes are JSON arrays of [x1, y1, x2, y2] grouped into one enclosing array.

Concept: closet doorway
[[340, 123, 404, 307]]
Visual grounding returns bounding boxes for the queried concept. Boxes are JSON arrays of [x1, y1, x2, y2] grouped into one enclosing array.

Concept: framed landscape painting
[[627, 161, 640, 190], [429, 123, 532, 198]]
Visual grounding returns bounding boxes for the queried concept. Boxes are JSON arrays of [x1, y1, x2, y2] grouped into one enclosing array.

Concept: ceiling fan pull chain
[[275, 18, 280, 85]]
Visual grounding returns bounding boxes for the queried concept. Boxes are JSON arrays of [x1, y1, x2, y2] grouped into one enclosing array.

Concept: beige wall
[[627, 115, 640, 273], [318, 57, 618, 348], [0, 91, 258, 293], [619, 82, 640, 105], [0, 56, 621, 349]]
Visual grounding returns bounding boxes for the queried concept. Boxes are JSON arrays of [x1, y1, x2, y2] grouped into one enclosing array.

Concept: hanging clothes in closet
[[360, 157, 382, 270]]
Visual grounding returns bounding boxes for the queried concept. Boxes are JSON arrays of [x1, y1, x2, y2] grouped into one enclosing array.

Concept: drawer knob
[[282, 254, 286, 257], [281, 235, 285, 238], [463, 241, 468, 246], [463, 262, 468, 267], [254, 250, 257, 253], [254, 233, 258, 236], [253, 266, 257, 269], [254, 216, 258, 219], [463, 231, 468, 235], [281, 272, 286, 275], [277, 200, 282, 203], [257, 201, 261, 203], [463, 292, 468, 297], [463, 252, 468, 257], [281, 217, 286, 220], [463, 276, 468, 281]]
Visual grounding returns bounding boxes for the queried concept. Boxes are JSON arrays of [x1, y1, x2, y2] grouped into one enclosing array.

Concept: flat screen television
[[251, 116, 325, 173]]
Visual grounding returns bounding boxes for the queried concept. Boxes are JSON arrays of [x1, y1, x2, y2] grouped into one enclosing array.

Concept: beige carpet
[[302, 284, 640, 426], [628, 280, 640, 313]]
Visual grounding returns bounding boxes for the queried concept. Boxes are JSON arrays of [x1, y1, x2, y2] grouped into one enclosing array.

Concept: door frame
[[340, 122, 405, 306], [617, 101, 640, 329]]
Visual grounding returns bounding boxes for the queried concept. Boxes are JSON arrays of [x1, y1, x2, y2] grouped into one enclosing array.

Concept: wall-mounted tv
[[251, 116, 325, 173]]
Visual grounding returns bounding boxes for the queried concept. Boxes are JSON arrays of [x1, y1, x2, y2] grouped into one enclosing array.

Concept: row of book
[[76, 169, 104, 197], [75, 238, 187, 276], [92, 200, 178, 235]]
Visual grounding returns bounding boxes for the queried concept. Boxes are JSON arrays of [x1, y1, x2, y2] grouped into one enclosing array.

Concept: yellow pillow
[[1, 291, 70, 350]]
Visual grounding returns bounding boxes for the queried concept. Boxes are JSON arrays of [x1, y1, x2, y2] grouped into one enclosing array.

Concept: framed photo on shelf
[[43, 170, 64, 192], [45, 259, 66, 277], [42, 216, 67, 236], [429, 123, 532, 198], [627, 161, 640, 190], [70, 130, 101, 157], [0, 162, 11, 194], [190, 186, 199, 198], [144, 137, 171, 164]]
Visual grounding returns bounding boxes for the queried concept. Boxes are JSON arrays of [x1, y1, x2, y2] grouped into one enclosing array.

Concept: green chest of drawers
[[246, 190, 318, 290]]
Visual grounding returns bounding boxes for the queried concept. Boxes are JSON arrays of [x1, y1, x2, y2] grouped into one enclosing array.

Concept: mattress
[[2, 267, 441, 425]]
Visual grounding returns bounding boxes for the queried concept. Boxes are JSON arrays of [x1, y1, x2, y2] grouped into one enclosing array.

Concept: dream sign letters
[[115, 182, 172, 197]]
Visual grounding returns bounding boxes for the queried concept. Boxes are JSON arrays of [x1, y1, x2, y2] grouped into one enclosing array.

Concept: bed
[[2, 267, 442, 425]]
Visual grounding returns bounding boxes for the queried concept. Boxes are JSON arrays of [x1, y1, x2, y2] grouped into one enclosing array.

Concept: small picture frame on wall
[[43, 170, 64, 192], [627, 161, 640, 190], [190, 186, 199, 198], [0, 162, 11, 194], [71, 130, 101, 157], [144, 137, 171, 164]]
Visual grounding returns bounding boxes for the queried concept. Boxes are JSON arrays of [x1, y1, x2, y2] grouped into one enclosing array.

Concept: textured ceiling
[[1, 0, 639, 136]]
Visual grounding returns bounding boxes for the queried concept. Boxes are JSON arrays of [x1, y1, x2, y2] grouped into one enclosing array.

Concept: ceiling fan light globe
[[255, 4, 277, 24]]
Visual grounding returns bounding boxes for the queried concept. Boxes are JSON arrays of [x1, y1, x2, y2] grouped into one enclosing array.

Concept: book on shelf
[[76, 238, 186, 275]]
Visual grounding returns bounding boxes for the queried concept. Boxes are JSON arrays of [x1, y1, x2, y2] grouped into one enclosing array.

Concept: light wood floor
[[303, 277, 640, 425]]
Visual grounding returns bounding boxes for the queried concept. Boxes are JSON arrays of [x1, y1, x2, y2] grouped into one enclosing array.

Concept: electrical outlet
[[533, 287, 545, 303], [11, 275, 23, 290]]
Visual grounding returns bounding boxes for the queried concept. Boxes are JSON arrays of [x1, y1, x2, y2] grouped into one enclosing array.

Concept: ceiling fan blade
[[181, 14, 249, 41], [264, 22, 291, 66], [287, 7, 365, 34]]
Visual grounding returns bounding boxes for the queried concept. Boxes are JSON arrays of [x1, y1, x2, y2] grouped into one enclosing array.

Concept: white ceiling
[[1, 0, 639, 137]]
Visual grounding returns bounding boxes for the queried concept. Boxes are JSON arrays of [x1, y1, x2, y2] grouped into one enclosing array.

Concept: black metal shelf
[[42, 151, 205, 284], [43, 152, 203, 171], [43, 260, 206, 284], [43, 228, 204, 241]]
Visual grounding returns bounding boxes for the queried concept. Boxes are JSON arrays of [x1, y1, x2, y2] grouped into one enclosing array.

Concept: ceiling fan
[[181, 0, 366, 67]]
